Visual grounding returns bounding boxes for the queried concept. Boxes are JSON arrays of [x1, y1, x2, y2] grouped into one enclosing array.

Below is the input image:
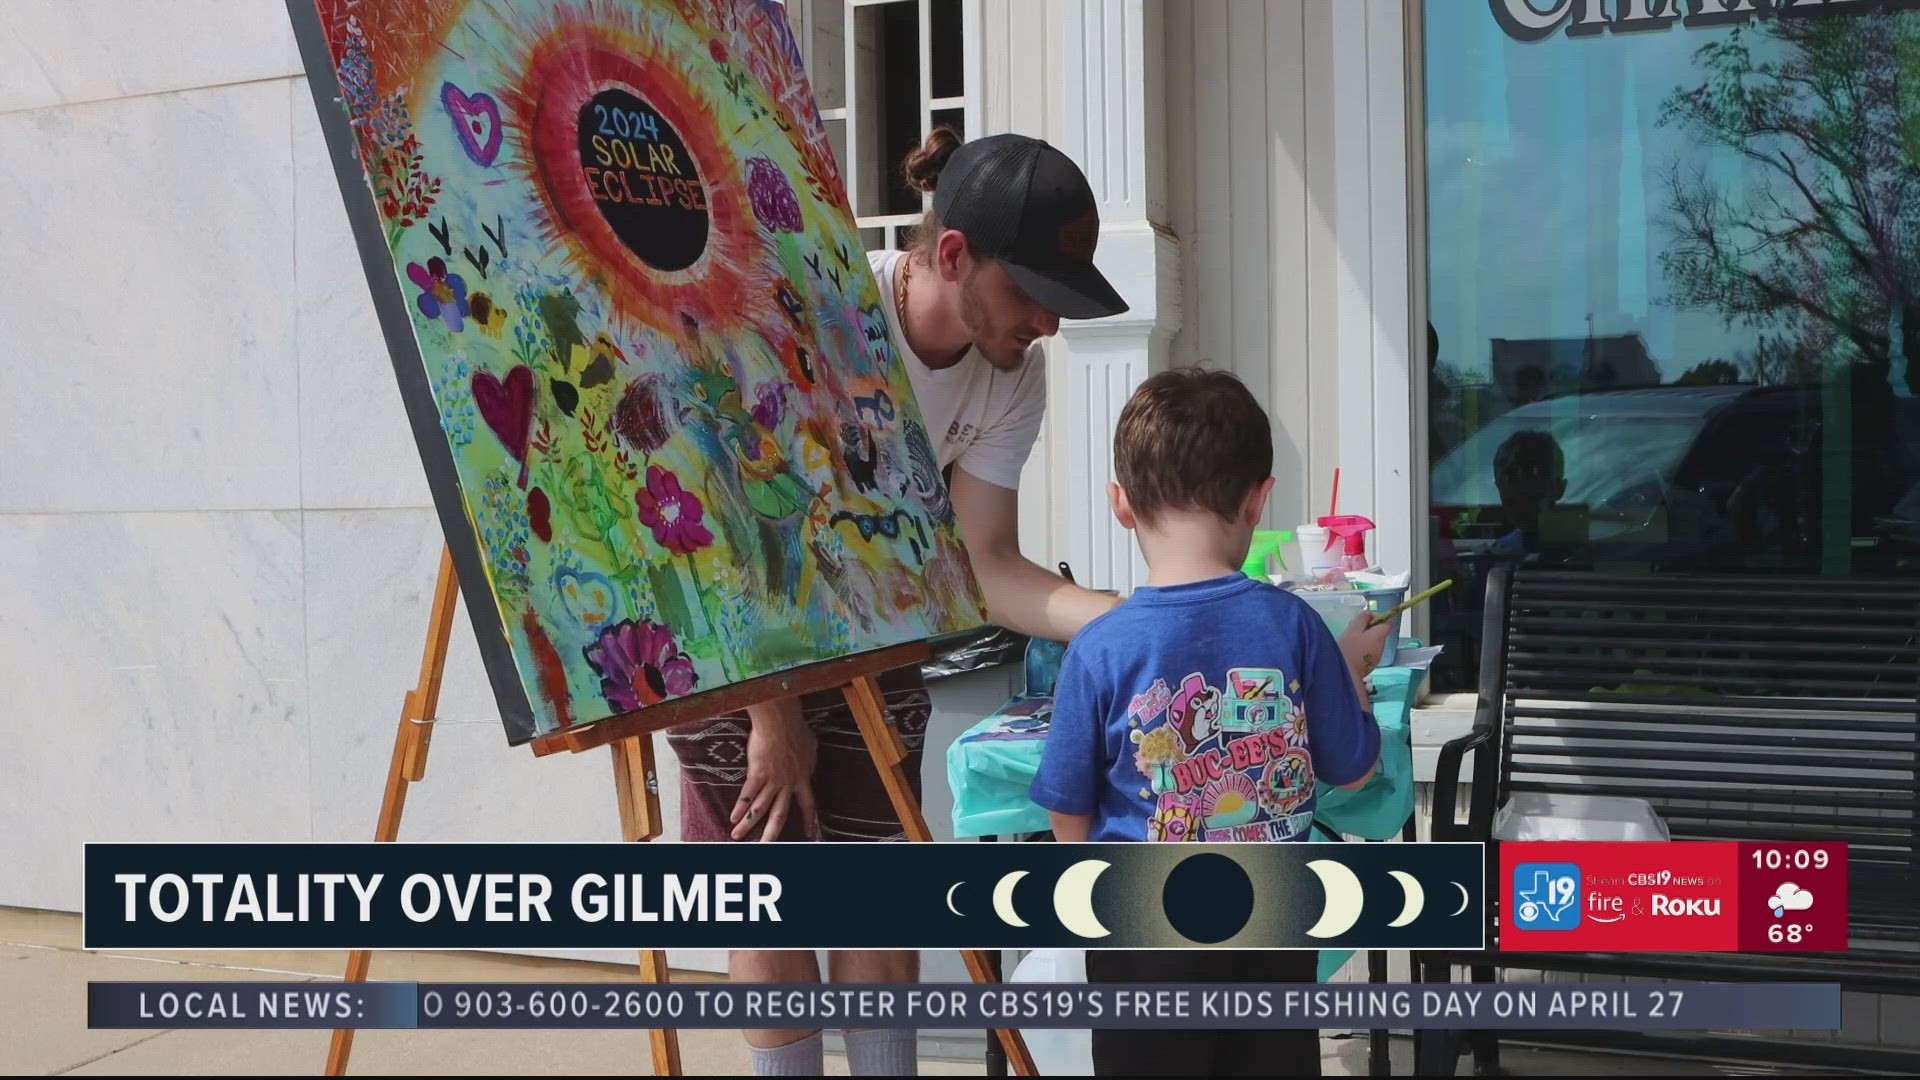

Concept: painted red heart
[[528, 487, 553, 542], [472, 365, 535, 475]]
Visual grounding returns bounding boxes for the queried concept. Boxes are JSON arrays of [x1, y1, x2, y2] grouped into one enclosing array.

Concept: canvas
[[292, 0, 987, 745]]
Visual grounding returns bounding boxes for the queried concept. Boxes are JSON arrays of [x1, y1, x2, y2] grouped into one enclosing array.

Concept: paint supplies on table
[[1294, 588, 1404, 666], [1345, 570, 1411, 592], [1367, 579, 1451, 630], [1284, 570, 1442, 668], [1293, 468, 1376, 583], [1343, 571, 1413, 649], [1293, 523, 1341, 582], [1318, 514, 1377, 573], [1294, 516, 1376, 583], [1296, 587, 1370, 631], [1240, 529, 1294, 582]]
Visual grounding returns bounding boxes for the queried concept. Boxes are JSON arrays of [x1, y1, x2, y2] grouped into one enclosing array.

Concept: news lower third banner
[[87, 982, 1838, 1031], [84, 842, 1484, 951]]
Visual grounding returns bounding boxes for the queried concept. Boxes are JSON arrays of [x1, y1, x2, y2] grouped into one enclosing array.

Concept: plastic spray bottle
[[1317, 514, 1376, 573]]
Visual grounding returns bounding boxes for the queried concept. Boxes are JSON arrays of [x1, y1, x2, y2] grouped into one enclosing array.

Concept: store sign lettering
[[1492, 0, 1920, 43]]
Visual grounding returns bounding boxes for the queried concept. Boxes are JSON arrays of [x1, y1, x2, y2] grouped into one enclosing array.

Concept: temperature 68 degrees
[[1769, 923, 1813, 944]]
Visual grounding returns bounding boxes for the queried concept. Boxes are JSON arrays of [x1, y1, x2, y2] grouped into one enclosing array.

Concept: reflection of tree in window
[[1677, 359, 1741, 386], [1659, 13, 1920, 397]]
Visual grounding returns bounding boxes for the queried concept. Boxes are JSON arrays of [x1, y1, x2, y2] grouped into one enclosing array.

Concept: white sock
[[749, 1031, 824, 1076], [844, 1028, 918, 1076]]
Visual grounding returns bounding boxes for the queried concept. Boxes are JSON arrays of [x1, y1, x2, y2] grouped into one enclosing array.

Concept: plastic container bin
[[1361, 586, 1407, 667], [1492, 792, 1670, 842], [1296, 587, 1407, 667], [1298, 589, 1368, 636], [1297, 589, 1369, 633]]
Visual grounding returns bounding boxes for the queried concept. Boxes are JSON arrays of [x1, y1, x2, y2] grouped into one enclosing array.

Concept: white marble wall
[[0, 3, 1013, 989]]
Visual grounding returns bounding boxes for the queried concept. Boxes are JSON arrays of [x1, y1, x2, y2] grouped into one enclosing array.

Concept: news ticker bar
[[83, 841, 1854, 953], [83, 842, 1486, 951], [87, 981, 1839, 1031]]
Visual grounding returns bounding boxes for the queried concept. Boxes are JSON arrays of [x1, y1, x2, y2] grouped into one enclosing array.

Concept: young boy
[[1030, 367, 1391, 1077]]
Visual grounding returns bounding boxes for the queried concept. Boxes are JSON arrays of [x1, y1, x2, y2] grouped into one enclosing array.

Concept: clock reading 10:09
[[1750, 848, 1830, 872]]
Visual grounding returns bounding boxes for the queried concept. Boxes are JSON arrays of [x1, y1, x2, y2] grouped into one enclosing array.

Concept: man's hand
[[733, 698, 817, 841], [949, 467, 1122, 642]]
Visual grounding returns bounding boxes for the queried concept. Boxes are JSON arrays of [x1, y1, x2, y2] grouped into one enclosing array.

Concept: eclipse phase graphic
[[1388, 870, 1425, 928], [991, 871, 1029, 928], [1053, 860, 1111, 939], [1304, 860, 1365, 939], [933, 846, 1482, 949]]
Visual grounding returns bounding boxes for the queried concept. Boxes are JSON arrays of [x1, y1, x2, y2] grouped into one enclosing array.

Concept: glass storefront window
[[1423, 0, 1920, 691]]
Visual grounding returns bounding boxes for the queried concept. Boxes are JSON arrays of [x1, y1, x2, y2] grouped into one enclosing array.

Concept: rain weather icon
[[1768, 883, 1813, 919]]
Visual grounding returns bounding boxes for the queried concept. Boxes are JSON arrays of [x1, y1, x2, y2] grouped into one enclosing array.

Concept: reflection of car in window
[[1431, 384, 1920, 569]]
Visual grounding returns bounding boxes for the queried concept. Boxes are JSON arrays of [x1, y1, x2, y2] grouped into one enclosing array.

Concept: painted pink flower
[[584, 619, 697, 711], [407, 256, 469, 331], [633, 465, 713, 555]]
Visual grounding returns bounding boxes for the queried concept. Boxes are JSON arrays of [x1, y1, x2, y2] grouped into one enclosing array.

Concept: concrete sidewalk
[[2, 906, 1771, 1075]]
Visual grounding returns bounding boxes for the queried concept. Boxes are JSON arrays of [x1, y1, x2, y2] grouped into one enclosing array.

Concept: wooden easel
[[324, 546, 1036, 1076]]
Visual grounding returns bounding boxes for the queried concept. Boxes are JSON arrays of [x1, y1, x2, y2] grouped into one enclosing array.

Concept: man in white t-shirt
[[873, 130, 1132, 634], [671, 132, 1129, 1077]]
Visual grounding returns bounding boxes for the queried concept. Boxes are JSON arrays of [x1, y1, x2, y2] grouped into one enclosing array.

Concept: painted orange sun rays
[[497, 3, 770, 340]]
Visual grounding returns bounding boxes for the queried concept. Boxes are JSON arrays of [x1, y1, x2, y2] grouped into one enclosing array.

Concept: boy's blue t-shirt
[[1031, 574, 1380, 844]]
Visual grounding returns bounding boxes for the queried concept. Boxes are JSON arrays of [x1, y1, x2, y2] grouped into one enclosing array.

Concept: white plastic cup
[[1295, 525, 1340, 581]]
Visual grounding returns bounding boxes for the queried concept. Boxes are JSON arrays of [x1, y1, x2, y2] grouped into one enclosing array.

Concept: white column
[[1325, 0, 1415, 581], [1054, 0, 1180, 595]]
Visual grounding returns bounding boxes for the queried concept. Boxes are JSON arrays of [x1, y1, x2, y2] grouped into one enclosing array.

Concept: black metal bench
[[1422, 566, 1920, 1075]]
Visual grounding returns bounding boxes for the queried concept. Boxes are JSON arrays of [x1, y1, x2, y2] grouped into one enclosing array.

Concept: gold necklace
[[894, 254, 911, 326], [898, 254, 970, 368]]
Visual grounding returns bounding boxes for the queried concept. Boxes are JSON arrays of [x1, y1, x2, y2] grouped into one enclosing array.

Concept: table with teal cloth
[[944, 659, 1426, 983]]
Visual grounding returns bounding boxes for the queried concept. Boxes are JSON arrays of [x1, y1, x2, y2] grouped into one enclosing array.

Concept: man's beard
[[960, 270, 1027, 370]]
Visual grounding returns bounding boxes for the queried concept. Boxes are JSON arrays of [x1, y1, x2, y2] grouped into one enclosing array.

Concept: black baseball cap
[[931, 134, 1130, 320]]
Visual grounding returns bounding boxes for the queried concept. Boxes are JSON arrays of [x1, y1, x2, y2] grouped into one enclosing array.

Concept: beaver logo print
[[1169, 673, 1223, 752]]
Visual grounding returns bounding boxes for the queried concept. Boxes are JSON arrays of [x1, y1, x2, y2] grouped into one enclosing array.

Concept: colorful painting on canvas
[[292, 0, 986, 744]]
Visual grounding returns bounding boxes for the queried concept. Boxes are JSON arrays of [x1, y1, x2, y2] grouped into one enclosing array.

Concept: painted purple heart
[[472, 365, 535, 472], [442, 81, 503, 166]]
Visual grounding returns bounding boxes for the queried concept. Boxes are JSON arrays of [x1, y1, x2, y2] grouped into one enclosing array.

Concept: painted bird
[[683, 352, 817, 602]]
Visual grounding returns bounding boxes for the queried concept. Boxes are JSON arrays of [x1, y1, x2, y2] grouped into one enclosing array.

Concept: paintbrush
[[1366, 578, 1455, 629]]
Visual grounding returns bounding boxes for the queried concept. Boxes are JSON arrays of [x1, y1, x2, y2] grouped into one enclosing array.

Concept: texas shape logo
[[1512, 863, 1581, 931]]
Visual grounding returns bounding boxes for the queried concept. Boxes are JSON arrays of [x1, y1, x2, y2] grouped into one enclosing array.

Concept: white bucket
[[1294, 525, 1340, 581], [1008, 949, 1093, 1075]]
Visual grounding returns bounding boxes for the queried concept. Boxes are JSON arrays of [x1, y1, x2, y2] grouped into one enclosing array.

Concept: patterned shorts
[[664, 665, 929, 842]]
